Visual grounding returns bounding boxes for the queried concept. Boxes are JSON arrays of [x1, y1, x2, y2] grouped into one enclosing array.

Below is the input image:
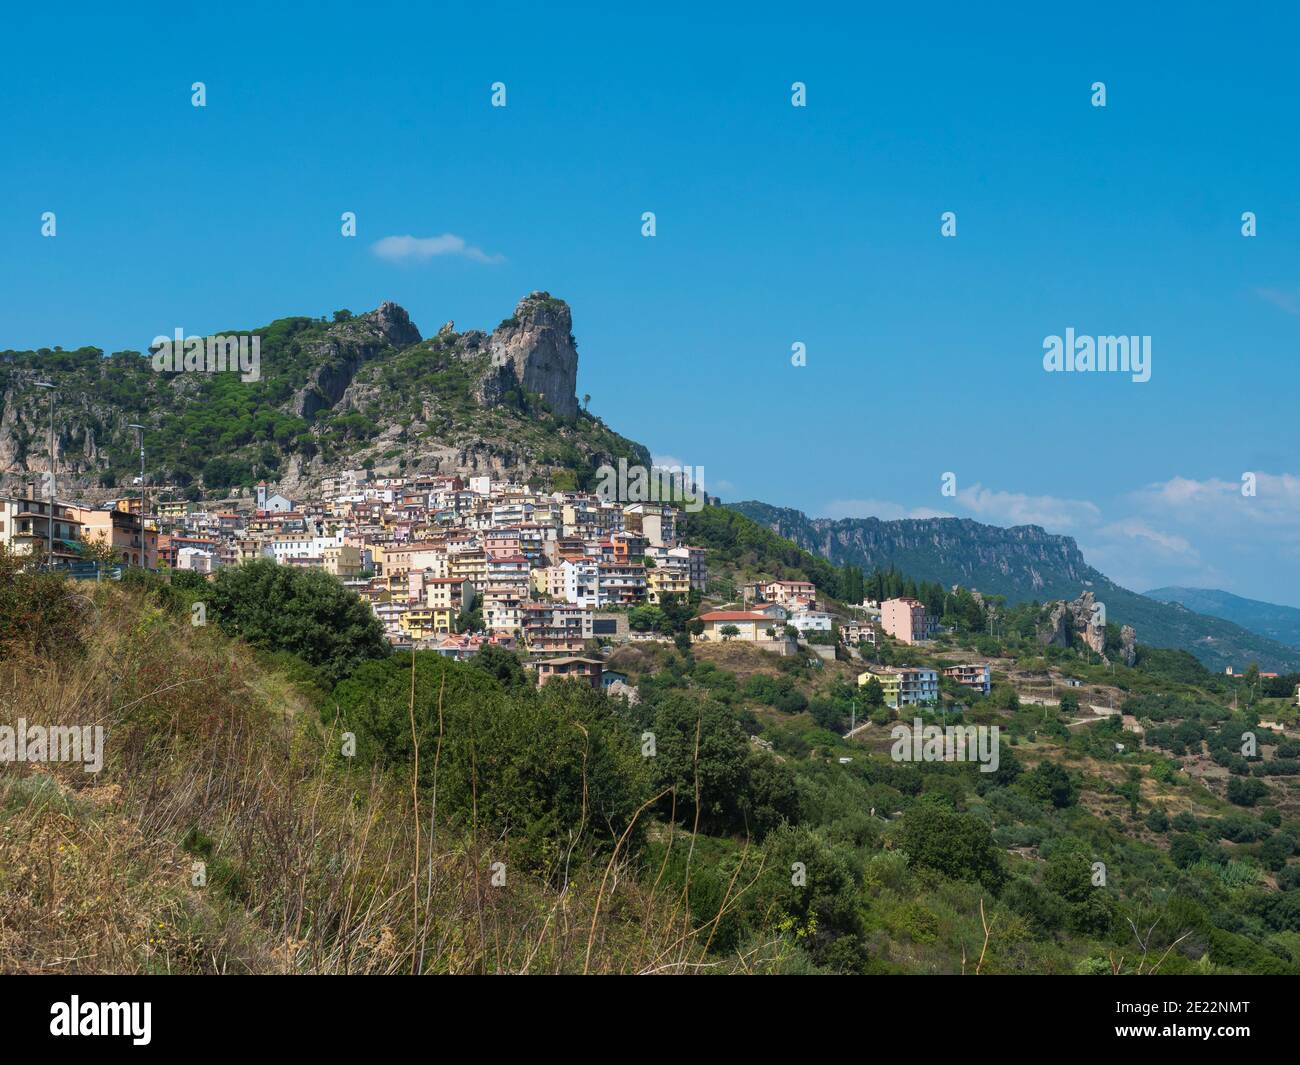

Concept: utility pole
[[128, 423, 146, 568], [35, 381, 55, 566]]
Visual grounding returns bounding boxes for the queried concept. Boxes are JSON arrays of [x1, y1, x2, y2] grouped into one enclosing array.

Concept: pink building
[[881, 596, 932, 645]]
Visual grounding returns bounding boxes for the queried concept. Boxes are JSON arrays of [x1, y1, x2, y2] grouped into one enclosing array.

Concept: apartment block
[[880, 597, 936, 645], [942, 662, 992, 695]]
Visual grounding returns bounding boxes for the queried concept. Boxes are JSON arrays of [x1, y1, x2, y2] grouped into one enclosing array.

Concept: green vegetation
[[6, 527, 1300, 973], [1, 306, 648, 497], [208, 558, 390, 685]]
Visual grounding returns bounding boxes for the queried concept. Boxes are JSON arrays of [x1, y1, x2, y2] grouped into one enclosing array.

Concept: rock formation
[[487, 292, 579, 419], [1120, 624, 1137, 667], [1038, 591, 1134, 664], [292, 301, 422, 420]]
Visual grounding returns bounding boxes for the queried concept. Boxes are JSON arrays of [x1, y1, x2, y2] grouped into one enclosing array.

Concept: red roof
[[697, 611, 771, 622]]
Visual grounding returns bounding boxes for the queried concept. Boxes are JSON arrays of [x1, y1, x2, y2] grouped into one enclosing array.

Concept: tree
[[1058, 690, 1079, 714], [720, 624, 739, 641], [896, 803, 1004, 890], [1019, 761, 1077, 808], [208, 558, 389, 685], [471, 644, 529, 690], [1227, 775, 1268, 807], [628, 604, 669, 633], [756, 824, 871, 972], [333, 654, 650, 874], [650, 693, 751, 834]]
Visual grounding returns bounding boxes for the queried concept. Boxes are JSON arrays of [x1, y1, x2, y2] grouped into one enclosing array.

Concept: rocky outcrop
[[487, 292, 578, 419], [292, 301, 421, 420], [0, 291, 645, 502], [1041, 602, 1073, 648], [1035, 591, 1138, 666], [1040, 592, 1106, 653], [1120, 625, 1137, 667]]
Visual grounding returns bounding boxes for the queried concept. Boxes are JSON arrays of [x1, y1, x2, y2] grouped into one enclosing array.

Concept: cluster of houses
[[3, 473, 995, 706], [1, 472, 704, 669], [694, 590, 941, 650], [855, 663, 992, 709], [687, 581, 995, 707]]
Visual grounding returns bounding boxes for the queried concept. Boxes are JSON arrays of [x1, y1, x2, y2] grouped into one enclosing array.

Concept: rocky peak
[[292, 302, 422, 420], [488, 292, 578, 419], [363, 301, 422, 349], [1039, 591, 1136, 665]]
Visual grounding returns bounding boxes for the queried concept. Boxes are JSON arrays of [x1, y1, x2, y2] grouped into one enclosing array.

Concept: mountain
[[729, 501, 1300, 673], [1145, 587, 1300, 650], [0, 292, 648, 499]]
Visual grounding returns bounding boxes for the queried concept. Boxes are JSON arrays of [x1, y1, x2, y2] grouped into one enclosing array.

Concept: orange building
[[72, 506, 159, 569]]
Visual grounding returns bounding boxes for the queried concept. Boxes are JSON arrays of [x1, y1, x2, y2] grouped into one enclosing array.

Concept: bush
[[1018, 761, 1077, 808], [0, 547, 86, 655], [208, 559, 389, 685], [1227, 775, 1269, 807], [333, 653, 650, 874], [895, 802, 1004, 890]]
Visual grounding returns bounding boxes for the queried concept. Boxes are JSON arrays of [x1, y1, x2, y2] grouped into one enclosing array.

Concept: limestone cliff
[[487, 292, 579, 419], [0, 292, 640, 500]]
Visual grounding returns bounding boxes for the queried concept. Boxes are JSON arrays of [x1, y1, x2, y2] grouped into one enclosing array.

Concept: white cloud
[[1131, 473, 1300, 530], [1095, 518, 1198, 561], [819, 499, 953, 520], [1073, 521, 1204, 594], [1256, 286, 1300, 317], [370, 233, 504, 265], [953, 483, 1101, 531]]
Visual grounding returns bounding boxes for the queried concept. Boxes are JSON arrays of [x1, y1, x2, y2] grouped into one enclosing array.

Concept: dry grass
[[0, 583, 766, 974]]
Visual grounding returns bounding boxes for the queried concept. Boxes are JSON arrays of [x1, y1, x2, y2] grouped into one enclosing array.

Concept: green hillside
[[1147, 587, 1300, 651], [0, 298, 647, 497], [727, 501, 1300, 673]]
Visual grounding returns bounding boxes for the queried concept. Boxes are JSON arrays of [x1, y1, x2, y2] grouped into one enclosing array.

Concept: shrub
[[208, 558, 389, 685]]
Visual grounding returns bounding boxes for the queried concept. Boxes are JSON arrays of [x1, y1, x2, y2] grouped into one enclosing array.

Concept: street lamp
[[127, 423, 146, 568], [34, 382, 55, 566]]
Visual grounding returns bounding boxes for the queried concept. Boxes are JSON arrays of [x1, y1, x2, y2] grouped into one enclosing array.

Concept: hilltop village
[[1, 470, 991, 699]]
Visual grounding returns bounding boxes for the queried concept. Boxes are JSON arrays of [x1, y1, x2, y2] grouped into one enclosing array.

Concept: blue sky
[[3, 1, 1299, 604]]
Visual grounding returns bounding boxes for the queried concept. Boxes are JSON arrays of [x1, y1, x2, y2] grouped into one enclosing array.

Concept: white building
[[177, 546, 216, 574], [560, 558, 600, 608], [790, 609, 833, 635]]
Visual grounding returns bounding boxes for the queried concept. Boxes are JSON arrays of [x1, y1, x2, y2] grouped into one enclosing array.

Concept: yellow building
[[401, 607, 454, 640], [647, 565, 690, 604], [322, 544, 362, 578], [857, 668, 902, 708], [857, 666, 939, 708], [693, 610, 780, 643]]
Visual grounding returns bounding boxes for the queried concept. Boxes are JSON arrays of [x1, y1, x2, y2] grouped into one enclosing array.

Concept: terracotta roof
[[697, 611, 772, 622]]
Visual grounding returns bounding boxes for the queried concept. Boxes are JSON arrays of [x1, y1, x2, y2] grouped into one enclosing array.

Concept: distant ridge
[[727, 500, 1300, 673], [1145, 587, 1300, 651]]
